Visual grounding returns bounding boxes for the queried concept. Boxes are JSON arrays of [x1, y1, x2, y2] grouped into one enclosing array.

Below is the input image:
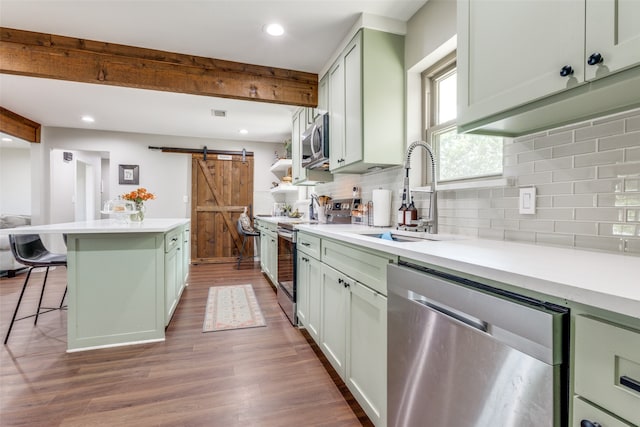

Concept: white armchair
[[0, 214, 31, 277]]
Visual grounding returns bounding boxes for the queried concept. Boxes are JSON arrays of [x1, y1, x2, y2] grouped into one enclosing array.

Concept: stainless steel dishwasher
[[388, 261, 569, 427]]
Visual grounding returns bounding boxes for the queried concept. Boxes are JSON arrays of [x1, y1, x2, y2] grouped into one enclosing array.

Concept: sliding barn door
[[191, 153, 254, 263]]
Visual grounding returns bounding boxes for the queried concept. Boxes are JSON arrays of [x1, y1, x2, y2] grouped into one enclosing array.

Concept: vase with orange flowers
[[122, 188, 156, 222]]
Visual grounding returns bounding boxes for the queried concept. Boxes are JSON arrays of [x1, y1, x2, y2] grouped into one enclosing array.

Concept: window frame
[[422, 55, 504, 184]]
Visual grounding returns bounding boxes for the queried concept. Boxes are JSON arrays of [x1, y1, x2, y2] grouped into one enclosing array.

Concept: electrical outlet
[[519, 187, 536, 214]]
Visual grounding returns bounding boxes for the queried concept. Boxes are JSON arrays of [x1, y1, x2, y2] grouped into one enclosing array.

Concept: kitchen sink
[[360, 232, 445, 242]]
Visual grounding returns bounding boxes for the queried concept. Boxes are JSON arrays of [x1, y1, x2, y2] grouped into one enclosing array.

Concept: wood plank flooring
[[0, 262, 372, 426]]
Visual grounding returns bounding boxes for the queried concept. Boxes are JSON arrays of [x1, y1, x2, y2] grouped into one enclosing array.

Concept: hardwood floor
[[1, 262, 373, 426]]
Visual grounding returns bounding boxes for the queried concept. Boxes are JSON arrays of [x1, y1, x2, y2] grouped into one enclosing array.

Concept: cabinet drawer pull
[[580, 421, 601, 427], [560, 65, 574, 77], [301, 242, 311, 246], [587, 52, 604, 66], [620, 375, 640, 393]]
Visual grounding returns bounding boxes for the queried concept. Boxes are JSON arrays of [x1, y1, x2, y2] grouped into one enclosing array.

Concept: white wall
[[37, 126, 283, 222], [0, 147, 31, 215]]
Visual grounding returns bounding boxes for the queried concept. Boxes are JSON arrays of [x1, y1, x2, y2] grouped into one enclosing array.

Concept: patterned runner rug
[[202, 284, 266, 332]]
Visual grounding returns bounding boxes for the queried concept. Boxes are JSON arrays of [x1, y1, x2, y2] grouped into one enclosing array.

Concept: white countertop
[[0, 218, 190, 234], [295, 223, 640, 320]]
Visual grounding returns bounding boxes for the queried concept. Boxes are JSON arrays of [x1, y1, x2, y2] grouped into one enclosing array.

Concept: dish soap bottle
[[398, 189, 408, 227], [405, 196, 418, 227]]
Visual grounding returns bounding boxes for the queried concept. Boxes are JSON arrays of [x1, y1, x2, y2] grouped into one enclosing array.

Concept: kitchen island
[[1, 218, 190, 352]]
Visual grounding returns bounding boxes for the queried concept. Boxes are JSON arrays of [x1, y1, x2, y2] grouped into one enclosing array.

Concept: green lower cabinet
[[347, 281, 387, 427], [319, 262, 388, 427], [573, 396, 633, 427], [320, 264, 349, 376], [573, 315, 640, 426]]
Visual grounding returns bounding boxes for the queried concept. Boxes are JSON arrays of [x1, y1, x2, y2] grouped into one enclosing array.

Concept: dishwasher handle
[[411, 291, 488, 333]]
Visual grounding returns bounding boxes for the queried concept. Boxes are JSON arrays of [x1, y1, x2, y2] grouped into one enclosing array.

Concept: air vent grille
[[212, 110, 227, 118]]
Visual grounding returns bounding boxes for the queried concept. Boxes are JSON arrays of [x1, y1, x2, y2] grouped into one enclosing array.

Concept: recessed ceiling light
[[2, 137, 13, 142], [239, 129, 249, 135], [81, 115, 95, 123], [264, 23, 284, 37]]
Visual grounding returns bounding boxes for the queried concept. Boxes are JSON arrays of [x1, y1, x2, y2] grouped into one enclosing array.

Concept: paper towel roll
[[372, 189, 392, 226]]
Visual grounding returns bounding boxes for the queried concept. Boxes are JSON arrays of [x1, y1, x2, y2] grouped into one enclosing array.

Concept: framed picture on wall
[[119, 164, 139, 185]]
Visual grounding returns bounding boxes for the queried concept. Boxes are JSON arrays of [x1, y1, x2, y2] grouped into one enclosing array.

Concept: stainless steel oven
[[276, 222, 297, 325]]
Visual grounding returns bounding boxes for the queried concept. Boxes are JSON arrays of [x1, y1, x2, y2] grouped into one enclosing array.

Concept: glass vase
[[130, 201, 145, 222]]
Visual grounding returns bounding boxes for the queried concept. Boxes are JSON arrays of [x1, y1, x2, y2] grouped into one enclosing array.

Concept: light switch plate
[[519, 187, 536, 214]]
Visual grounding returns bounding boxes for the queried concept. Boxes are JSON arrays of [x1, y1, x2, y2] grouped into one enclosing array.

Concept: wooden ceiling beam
[[0, 106, 41, 143], [0, 27, 318, 107]]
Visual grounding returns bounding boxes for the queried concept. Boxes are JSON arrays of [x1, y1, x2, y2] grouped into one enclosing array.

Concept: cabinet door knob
[[580, 420, 602, 427], [560, 65, 574, 77], [587, 52, 603, 66]]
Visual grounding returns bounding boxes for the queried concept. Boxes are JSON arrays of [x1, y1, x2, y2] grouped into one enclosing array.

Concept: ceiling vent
[[211, 109, 227, 118]]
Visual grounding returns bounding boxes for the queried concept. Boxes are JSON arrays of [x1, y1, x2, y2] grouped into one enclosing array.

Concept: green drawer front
[[165, 228, 181, 253], [298, 232, 321, 259], [572, 396, 632, 427], [321, 239, 395, 296], [574, 315, 640, 425]]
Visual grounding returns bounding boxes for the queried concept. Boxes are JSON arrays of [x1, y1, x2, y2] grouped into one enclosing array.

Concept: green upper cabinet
[[327, 28, 405, 173], [457, 0, 640, 136]]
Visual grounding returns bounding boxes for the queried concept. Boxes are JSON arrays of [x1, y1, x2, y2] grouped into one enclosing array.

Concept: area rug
[[202, 284, 266, 332]]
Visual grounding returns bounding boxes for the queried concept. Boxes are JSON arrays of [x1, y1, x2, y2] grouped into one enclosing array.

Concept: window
[[424, 59, 503, 182]]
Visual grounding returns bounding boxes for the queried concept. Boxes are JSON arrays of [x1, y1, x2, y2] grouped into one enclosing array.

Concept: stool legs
[[4, 266, 66, 345], [236, 235, 248, 269], [4, 267, 34, 344]]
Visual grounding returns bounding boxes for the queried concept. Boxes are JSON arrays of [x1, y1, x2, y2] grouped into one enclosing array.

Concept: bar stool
[[236, 219, 259, 269], [4, 234, 67, 344]]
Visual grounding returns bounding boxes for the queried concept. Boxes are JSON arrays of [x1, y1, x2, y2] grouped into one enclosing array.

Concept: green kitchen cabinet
[[256, 219, 278, 287], [457, 0, 640, 136], [327, 28, 405, 173], [182, 223, 190, 283], [347, 281, 387, 427], [296, 231, 322, 343], [573, 315, 640, 426], [321, 238, 396, 296], [320, 263, 349, 377], [164, 230, 180, 325]]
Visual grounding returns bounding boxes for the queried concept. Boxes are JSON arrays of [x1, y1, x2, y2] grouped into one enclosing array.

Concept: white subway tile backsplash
[[504, 140, 534, 156], [505, 230, 536, 243], [517, 172, 553, 185], [574, 235, 623, 252], [598, 163, 640, 179], [625, 179, 640, 192], [534, 157, 573, 172], [478, 228, 505, 240], [551, 140, 596, 158], [574, 150, 624, 167], [575, 120, 624, 142], [552, 167, 596, 183], [536, 233, 575, 247], [519, 220, 554, 232], [574, 179, 624, 194], [518, 148, 552, 164], [627, 147, 640, 162], [599, 132, 640, 151], [575, 208, 625, 221], [552, 194, 596, 207], [554, 221, 598, 235], [597, 193, 640, 207], [533, 132, 572, 149], [628, 115, 640, 132]]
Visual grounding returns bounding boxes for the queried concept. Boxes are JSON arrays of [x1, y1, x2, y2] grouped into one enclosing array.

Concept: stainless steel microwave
[[301, 113, 329, 170]]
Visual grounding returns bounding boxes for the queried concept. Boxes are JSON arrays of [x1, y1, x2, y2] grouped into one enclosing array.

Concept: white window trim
[[423, 55, 506, 187]]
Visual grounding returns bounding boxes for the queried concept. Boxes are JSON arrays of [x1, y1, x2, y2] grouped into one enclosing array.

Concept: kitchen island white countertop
[[0, 218, 190, 235], [295, 223, 640, 320]]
